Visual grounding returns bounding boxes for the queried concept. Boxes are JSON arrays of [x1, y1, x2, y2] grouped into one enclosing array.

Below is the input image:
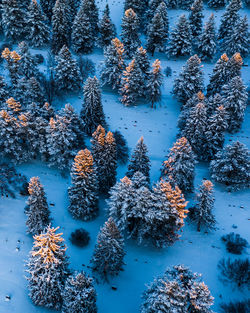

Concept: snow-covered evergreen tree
[[208, 0, 225, 8], [40, 0, 56, 22], [91, 217, 125, 281], [100, 38, 125, 89], [113, 130, 129, 164], [167, 14, 192, 57], [190, 180, 216, 232], [132, 171, 149, 189], [54, 45, 81, 92], [71, 5, 94, 54], [121, 8, 141, 58], [189, 0, 204, 40], [198, 13, 216, 60], [81, 76, 106, 136], [26, 177, 50, 235], [26, 0, 50, 48], [227, 52, 243, 81], [161, 137, 196, 193], [146, 0, 168, 24], [0, 76, 9, 105], [126, 137, 151, 182], [1, 48, 21, 87], [61, 272, 97, 313], [26, 225, 69, 310], [68, 149, 98, 220], [26, 77, 46, 107], [99, 4, 116, 48], [146, 59, 163, 108], [155, 1, 169, 35], [210, 141, 250, 191], [173, 54, 204, 103], [18, 41, 39, 79], [141, 265, 214, 313], [134, 46, 150, 79], [81, 0, 99, 36], [222, 76, 248, 132], [124, 0, 145, 25]]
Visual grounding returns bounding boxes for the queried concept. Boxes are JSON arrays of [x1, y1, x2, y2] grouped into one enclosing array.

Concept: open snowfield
[[0, 1, 249, 312]]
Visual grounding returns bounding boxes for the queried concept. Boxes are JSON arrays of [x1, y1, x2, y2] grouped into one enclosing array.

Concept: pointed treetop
[[49, 117, 56, 128], [120, 176, 132, 185], [6, 97, 21, 112], [1, 47, 11, 59], [72, 149, 94, 178], [203, 180, 213, 191], [232, 52, 243, 65], [92, 125, 106, 146], [28, 177, 43, 195], [152, 59, 161, 74], [112, 38, 125, 57], [221, 53, 229, 62], [125, 8, 136, 18], [106, 131, 115, 145], [197, 91, 205, 101]]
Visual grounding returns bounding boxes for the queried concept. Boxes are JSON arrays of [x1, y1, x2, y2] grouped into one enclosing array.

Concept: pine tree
[[173, 54, 204, 103], [134, 46, 150, 79], [222, 16, 249, 57], [126, 137, 151, 182], [155, 1, 169, 35], [1, 48, 21, 87], [198, 13, 216, 60], [142, 265, 214, 313], [81, 76, 106, 136], [120, 59, 145, 106], [121, 9, 141, 58], [124, 0, 145, 25], [51, 0, 70, 54], [61, 272, 97, 313], [189, 0, 204, 40], [91, 217, 125, 281], [1, 0, 26, 41], [18, 41, 39, 79], [167, 14, 192, 57], [146, 0, 167, 25], [40, 0, 56, 22], [206, 54, 229, 96], [227, 52, 243, 81], [146, 59, 163, 108], [27, 77, 46, 107], [99, 4, 116, 48], [81, 0, 99, 36], [210, 141, 250, 191], [26, 226, 69, 310], [54, 45, 81, 92], [113, 130, 129, 164], [190, 180, 216, 232], [71, 5, 94, 54], [68, 149, 98, 220], [100, 38, 125, 89], [161, 137, 196, 193], [208, 0, 225, 8], [26, 0, 50, 47], [222, 76, 248, 132], [26, 177, 50, 235]]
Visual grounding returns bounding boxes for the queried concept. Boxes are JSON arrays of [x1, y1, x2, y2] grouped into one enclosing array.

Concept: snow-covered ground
[[0, 1, 249, 312]]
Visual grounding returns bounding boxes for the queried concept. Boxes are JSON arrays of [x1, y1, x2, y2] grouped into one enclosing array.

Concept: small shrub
[[218, 258, 250, 289], [220, 299, 250, 313], [34, 54, 44, 64], [164, 66, 172, 77], [222, 233, 248, 255], [113, 130, 129, 164], [69, 228, 90, 247], [78, 56, 95, 81]]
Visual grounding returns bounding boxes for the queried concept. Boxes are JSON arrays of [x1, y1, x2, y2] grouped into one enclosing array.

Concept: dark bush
[[218, 258, 250, 289], [78, 56, 95, 81], [220, 299, 250, 313], [69, 228, 90, 247], [222, 233, 248, 254], [164, 66, 172, 77], [113, 130, 129, 164], [34, 53, 44, 64]]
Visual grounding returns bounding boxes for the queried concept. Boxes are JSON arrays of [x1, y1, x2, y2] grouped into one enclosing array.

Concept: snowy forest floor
[[0, 1, 250, 312]]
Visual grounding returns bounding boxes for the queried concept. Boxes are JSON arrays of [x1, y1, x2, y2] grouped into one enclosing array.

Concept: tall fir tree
[[81, 0, 99, 36], [198, 14, 216, 60], [26, 177, 50, 235], [26, 0, 50, 48], [146, 59, 163, 108], [91, 217, 125, 281], [210, 141, 250, 191], [100, 38, 125, 89], [134, 46, 150, 78], [18, 41, 39, 79], [124, 0, 145, 25], [167, 14, 192, 57], [121, 8, 141, 58], [26, 77, 46, 107], [227, 52, 243, 81], [189, 0, 204, 40], [81, 76, 106, 136], [1, 48, 21, 88], [126, 137, 151, 183], [99, 4, 116, 48], [146, 0, 167, 25], [173, 54, 204, 103], [61, 272, 97, 313], [40, 0, 56, 22], [161, 137, 196, 193], [26, 226, 69, 310], [54, 45, 81, 92]]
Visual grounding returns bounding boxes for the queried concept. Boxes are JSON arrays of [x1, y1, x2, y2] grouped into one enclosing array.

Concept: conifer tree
[[210, 141, 250, 191], [222, 76, 248, 132], [81, 0, 99, 36], [26, 226, 69, 310], [113, 130, 129, 164], [198, 14, 216, 60], [61, 272, 97, 313], [101, 38, 125, 89], [167, 15, 192, 57], [156, 2, 169, 35], [124, 0, 145, 24], [26, 177, 50, 235], [91, 217, 125, 281], [120, 59, 145, 106], [27, 77, 46, 107], [99, 4, 116, 48], [18, 41, 39, 79], [54, 45, 81, 92], [146, 59, 163, 108], [71, 5, 94, 54], [142, 265, 214, 313], [134, 47, 150, 78], [189, 0, 204, 40], [0, 76, 9, 105], [190, 180, 216, 232], [51, 0, 70, 54], [121, 9, 141, 58], [173, 55, 204, 103], [68, 149, 98, 220], [227, 52, 243, 81], [208, 0, 225, 8], [40, 0, 56, 22], [126, 137, 151, 182], [26, 0, 50, 47], [161, 137, 196, 193], [1, 0, 26, 41], [146, 0, 167, 24], [1, 48, 21, 87], [81, 77, 106, 136]]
